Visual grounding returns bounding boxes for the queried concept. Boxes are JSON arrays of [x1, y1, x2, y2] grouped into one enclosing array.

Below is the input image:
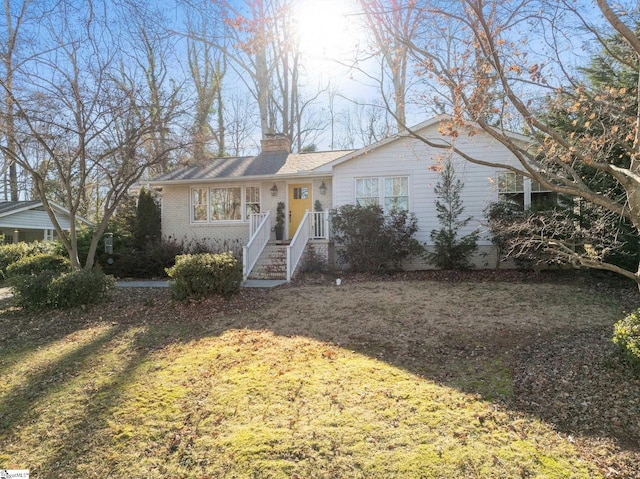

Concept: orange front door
[[288, 183, 312, 238]]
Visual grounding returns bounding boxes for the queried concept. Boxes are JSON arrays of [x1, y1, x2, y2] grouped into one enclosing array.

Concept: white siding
[[332, 124, 519, 247], [0, 209, 71, 230]]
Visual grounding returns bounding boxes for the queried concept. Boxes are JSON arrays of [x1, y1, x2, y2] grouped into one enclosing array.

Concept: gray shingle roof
[[150, 150, 353, 183], [0, 200, 41, 216]]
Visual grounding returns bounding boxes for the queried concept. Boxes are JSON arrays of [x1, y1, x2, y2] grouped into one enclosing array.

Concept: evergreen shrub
[[103, 239, 183, 279], [9, 271, 58, 309], [133, 187, 161, 250], [5, 253, 71, 279], [613, 309, 640, 374], [166, 252, 242, 300], [0, 242, 56, 279], [48, 269, 116, 309], [331, 204, 421, 273], [425, 161, 479, 270]]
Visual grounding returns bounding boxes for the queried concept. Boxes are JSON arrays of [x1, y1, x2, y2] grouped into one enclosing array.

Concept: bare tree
[[203, 0, 327, 150], [357, 0, 425, 129], [0, 0, 183, 270], [0, 0, 40, 201], [182, 1, 227, 160], [336, 100, 393, 149], [380, 0, 640, 288], [225, 94, 259, 156], [117, 1, 184, 176]]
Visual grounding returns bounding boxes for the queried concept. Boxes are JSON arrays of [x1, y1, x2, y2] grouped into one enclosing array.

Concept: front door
[[288, 183, 312, 238]]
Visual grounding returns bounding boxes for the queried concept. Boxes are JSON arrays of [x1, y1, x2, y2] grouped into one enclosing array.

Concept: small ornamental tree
[[425, 161, 479, 270]]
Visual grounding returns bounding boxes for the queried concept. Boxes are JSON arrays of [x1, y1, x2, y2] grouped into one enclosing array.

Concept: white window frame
[[497, 172, 552, 209], [245, 185, 261, 220], [355, 177, 380, 207], [383, 176, 409, 212], [355, 176, 410, 212], [190, 185, 261, 224], [191, 187, 209, 223]]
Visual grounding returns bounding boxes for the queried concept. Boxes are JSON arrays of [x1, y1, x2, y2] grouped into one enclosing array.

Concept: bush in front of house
[[0, 242, 57, 280], [5, 253, 71, 279], [613, 308, 640, 374], [331, 204, 421, 273], [166, 252, 242, 300], [9, 267, 115, 309], [5, 251, 72, 309], [9, 270, 59, 309], [102, 238, 184, 279], [48, 269, 116, 309]]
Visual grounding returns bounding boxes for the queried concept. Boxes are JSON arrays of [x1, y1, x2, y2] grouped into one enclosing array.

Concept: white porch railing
[[287, 211, 310, 281], [287, 210, 330, 281], [243, 211, 271, 280], [250, 212, 270, 237], [311, 209, 330, 239]]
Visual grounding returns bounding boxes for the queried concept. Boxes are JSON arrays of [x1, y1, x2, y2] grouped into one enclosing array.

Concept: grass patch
[[0, 280, 634, 477]]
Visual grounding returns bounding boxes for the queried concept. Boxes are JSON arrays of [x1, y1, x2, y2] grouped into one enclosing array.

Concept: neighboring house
[[148, 117, 543, 280], [0, 200, 91, 244]]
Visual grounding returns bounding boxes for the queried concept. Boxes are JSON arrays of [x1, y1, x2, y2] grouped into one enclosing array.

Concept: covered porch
[[0, 201, 85, 244]]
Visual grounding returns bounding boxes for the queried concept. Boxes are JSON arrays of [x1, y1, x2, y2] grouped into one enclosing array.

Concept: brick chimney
[[260, 133, 291, 153]]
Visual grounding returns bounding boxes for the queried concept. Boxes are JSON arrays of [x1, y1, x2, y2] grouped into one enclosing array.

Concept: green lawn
[[0, 279, 634, 478]]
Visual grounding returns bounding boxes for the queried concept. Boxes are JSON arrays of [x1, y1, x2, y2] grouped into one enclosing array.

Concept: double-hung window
[[191, 185, 260, 223], [384, 177, 409, 212], [529, 179, 557, 210], [210, 187, 242, 220], [355, 178, 380, 207], [497, 172, 525, 208], [497, 172, 555, 210], [245, 186, 261, 219], [356, 176, 409, 212], [192, 188, 208, 222]]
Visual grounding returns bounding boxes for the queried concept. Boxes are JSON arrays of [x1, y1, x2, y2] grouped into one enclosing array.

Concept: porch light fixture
[[319, 181, 327, 195], [270, 183, 279, 196]]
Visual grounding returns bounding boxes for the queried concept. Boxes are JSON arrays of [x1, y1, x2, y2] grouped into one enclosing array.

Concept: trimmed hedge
[[48, 269, 116, 309], [102, 240, 183, 279], [166, 252, 242, 300], [0, 242, 56, 279], [5, 253, 71, 279], [9, 268, 115, 310], [9, 271, 59, 309], [613, 308, 640, 374]]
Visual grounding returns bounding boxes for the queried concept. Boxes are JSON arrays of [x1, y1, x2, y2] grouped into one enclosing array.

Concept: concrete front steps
[[247, 243, 288, 280]]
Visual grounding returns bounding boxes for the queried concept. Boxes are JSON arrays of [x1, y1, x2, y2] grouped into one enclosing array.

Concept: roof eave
[[324, 115, 533, 169], [0, 200, 93, 227], [147, 170, 333, 186]]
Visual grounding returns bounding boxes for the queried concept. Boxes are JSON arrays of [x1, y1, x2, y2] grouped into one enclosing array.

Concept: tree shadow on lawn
[[239, 280, 640, 463], [1, 281, 638, 476]]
